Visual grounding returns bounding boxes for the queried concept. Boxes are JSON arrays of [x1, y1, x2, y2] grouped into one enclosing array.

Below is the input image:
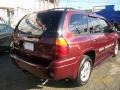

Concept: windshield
[[17, 11, 63, 36]]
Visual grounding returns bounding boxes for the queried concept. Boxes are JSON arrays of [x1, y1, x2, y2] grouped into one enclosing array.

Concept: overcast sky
[[59, 0, 120, 10]]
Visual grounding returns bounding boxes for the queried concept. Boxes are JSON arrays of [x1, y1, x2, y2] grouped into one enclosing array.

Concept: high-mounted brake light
[[55, 38, 69, 57]]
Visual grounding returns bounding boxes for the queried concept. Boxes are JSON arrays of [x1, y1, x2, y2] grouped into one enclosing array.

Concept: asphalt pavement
[[0, 48, 120, 90]]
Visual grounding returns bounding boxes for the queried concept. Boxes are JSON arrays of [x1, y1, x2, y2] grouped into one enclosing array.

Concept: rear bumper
[[10, 54, 79, 81], [10, 54, 48, 79]]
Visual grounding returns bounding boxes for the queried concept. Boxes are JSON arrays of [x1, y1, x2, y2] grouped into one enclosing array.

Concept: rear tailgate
[[13, 11, 64, 61], [18, 35, 56, 60]]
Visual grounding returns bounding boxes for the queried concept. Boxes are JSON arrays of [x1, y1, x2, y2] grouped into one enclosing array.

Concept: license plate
[[23, 42, 34, 51]]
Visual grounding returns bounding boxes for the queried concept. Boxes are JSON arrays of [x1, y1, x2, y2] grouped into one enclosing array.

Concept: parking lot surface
[[0, 47, 120, 90]]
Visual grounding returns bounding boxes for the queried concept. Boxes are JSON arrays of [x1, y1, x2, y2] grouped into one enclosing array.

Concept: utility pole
[[54, 0, 56, 8], [56, 0, 58, 8], [39, 0, 41, 11], [47, 0, 49, 9], [43, 0, 45, 10]]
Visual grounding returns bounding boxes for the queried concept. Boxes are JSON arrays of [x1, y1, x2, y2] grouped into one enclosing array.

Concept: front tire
[[75, 55, 92, 86], [113, 41, 119, 57]]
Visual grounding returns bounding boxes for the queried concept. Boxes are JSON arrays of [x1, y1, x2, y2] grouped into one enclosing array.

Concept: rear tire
[[75, 55, 92, 86]]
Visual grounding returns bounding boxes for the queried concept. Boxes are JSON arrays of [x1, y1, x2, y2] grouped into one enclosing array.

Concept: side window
[[99, 19, 109, 33], [69, 14, 88, 35], [88, 17, 94, 33], [88, 17, 102, 33], [92, 18, 102, 33]]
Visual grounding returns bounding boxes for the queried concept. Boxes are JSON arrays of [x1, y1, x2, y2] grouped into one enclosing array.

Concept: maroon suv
[[10, 8, 119, 85]]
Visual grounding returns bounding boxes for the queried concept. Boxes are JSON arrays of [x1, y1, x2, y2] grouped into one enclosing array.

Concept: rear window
[[17, 11, 63, 36]]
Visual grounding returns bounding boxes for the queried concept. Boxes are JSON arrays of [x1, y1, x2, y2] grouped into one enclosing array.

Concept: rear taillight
[[55, 38, 69, 57]]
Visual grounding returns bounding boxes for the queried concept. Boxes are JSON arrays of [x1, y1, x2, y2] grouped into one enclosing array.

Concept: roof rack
[[48, 8, 75, 11], [88, 13, 105, 19]]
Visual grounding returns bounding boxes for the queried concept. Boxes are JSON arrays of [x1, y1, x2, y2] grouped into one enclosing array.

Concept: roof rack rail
[[48, 8, 75, 11], [88, 13, 105, 19]]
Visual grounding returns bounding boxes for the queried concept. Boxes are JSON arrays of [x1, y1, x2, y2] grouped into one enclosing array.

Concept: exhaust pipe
[[42, 79, 49, 86]]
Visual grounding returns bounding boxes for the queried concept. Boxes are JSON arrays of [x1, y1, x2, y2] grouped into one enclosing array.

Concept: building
[[0, 0, 59, 27]]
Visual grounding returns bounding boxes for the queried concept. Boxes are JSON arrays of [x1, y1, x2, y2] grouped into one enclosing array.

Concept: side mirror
[[106, 26, 117, 33], [104, 28, 116, 33], [107, 22, 117, 33]]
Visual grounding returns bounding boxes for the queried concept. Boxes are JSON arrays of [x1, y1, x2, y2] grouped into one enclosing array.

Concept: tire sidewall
[[76, 55, 92, 85], [113, 41, 119, 57]]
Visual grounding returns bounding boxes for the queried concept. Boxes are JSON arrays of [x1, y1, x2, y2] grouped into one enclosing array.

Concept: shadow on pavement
[[0, 44, 119, 90], [46, 80, 79, 88], [0, 53, 79, 90]]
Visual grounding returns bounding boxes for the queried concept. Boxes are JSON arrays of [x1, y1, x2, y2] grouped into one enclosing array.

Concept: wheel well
[[85, 50, 95, 66]]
